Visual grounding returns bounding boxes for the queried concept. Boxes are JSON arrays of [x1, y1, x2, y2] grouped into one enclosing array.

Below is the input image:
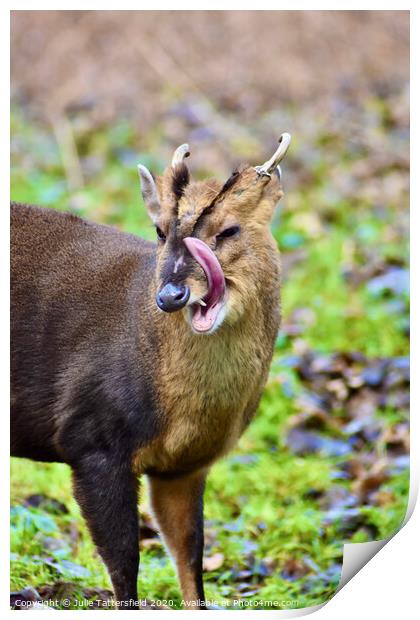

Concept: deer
[[11, 133, 291, 609]]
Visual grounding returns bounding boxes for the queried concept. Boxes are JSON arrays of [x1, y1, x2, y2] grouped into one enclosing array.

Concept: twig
[[51, 113, 84, 192]]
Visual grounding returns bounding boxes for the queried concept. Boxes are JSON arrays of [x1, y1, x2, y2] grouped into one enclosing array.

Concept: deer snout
[[156, 282, 190, 313]]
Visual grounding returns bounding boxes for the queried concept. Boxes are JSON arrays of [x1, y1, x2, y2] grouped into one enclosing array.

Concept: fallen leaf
[[367, 267, 409, 297], [281, 558, 311, 581], [43, 558, 91, 579], [203, 552, 224, 572], [285, 428, 352, 457], [352, 460, 389, 503], [325, 378, 349, 401], [323, 507, 371, 537], [380, 424, 410, 456], [318, 486, 358, 511]]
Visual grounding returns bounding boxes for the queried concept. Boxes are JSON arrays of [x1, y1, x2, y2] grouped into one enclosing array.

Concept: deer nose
[[156, 282, 190, 312]]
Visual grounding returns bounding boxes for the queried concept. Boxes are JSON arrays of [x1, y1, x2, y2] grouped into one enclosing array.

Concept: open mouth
[[183, 237, 226, 333]]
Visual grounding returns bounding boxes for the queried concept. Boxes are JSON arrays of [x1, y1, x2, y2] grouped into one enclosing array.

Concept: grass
[[10, 104, 409, 610]]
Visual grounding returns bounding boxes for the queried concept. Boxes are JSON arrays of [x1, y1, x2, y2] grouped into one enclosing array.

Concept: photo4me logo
[[182, 599, 300, 609]]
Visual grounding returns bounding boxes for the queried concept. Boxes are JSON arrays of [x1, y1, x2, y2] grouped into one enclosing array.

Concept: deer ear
[[253, 133, 290, 222], [266, 165, 284, 202], [255, 166, 285, 223], [138, 164, 160, 224]]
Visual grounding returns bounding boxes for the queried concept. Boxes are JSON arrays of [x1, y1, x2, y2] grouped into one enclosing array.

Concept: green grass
[[10, 105, 409, 609]]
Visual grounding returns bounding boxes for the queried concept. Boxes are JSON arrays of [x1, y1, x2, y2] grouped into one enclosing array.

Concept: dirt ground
[[10, 11, 409, 178], [11, 10, 409, 123]]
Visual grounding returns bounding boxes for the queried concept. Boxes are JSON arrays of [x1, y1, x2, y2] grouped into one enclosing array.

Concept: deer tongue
[[183, 237, 226, 310]]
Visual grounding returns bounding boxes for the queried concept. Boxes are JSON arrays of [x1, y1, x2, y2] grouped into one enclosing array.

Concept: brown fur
[[133, 165, 282, 474], [148, 470, 207, 606], [11, 155, 284, 607]]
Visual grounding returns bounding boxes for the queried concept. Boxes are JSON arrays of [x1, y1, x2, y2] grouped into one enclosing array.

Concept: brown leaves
[[11, 583, 172, 610], [285, 352, 409, 464], [11, 582, 114, 610], [284, 353, 409, 457], [10, 587, 43, 609], [381, 424, 410, 457], [281, 558, 311, 582], [282, 350, 409, 540], [352, 460, 389, 504]]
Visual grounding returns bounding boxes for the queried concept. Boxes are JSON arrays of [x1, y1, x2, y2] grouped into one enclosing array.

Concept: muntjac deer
[[11, 134, 291, 608]]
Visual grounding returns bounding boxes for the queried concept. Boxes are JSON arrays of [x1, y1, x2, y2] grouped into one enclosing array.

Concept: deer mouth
[[183, 237, 226, 333]]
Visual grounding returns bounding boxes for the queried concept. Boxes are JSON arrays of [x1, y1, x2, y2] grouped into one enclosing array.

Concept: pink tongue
[[183, 237, 226, 309]]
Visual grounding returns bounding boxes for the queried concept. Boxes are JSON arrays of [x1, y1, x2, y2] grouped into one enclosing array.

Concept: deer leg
[[147, 470, 207, 609], [71, 454, 140, 608]]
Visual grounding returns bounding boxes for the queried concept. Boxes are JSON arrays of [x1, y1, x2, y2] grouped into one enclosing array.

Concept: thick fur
[[11, 164, 282, 607]]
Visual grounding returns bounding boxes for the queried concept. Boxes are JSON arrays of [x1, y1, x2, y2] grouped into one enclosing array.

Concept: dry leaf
[[203, 552, 224, 572]]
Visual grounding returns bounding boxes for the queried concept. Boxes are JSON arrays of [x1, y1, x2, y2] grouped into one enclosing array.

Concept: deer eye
[[216, 225, 240, 240], [156, 226, 166, 242]]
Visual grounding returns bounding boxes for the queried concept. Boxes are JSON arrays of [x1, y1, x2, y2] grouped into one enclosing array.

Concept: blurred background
[[11, 10, 409, 610]]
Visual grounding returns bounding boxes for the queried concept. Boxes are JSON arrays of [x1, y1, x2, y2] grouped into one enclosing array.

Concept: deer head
[[138, 134, 291, 335]]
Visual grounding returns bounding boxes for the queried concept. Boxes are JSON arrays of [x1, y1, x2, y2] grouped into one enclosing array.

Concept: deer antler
[[255, 133, 291, 177], [172, 143, 190, 168]]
